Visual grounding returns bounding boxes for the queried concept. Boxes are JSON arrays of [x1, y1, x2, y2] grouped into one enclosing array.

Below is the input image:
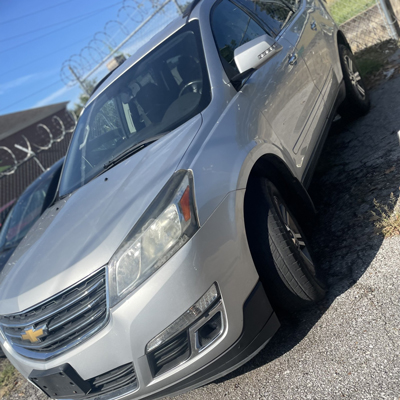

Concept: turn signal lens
[[179, 187, 191, 222]]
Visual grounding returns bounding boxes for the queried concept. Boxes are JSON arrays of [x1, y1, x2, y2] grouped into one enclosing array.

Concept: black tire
[[338, 44, 370, 120], [245, 177, 326, 311]]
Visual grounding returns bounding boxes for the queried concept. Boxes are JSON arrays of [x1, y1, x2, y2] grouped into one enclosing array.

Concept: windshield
[[0, 165, 60, 250], [59, 21, 211, 197]]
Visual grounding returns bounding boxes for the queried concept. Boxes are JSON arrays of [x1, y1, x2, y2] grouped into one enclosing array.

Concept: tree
[[73, 79, 97, 118]]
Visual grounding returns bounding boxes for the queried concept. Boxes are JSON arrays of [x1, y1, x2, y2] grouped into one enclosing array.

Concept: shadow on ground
[[214, 74, 400, 384]]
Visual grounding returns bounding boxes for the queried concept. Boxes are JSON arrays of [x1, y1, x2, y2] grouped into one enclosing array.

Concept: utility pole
[[172, 0, 183, 14], [68, 65, 90, 96], [380, 0, 400, 40]]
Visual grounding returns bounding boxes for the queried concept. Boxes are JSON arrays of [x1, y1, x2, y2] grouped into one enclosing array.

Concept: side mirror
[[233, 34, 283, 74]]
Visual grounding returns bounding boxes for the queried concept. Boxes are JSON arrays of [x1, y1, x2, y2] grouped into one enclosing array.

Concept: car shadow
[[214, 76, 400, 384]]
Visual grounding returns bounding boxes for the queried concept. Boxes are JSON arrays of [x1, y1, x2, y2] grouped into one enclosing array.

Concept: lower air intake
[[148, 331, 190, 377], [88, 363, 137, 398]]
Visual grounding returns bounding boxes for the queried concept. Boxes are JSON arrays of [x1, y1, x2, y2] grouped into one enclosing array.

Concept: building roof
[[0, 102, 69, 141]]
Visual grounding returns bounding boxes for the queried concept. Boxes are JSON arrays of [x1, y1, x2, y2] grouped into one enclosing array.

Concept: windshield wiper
[[2, 243, 17, 252], [103, 134, 165, 170]]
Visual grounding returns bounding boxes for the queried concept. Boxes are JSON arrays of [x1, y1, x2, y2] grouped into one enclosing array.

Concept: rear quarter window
[[235, 0, 293, 35]]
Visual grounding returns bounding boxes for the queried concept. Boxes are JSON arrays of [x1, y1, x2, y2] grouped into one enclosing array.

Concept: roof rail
[[90, 71, 115, 97]]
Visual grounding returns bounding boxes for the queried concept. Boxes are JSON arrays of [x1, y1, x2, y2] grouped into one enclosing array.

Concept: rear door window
[[235, 0, 293, 35], [284, 0, 299, 11]]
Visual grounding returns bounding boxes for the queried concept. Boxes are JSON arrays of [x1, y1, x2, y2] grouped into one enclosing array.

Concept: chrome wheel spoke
[[354, 71, 361, 82], [348, 57, 353, 73], [277, 200, 289, 226], [356, 83, 365, 96], [274, 198, 315, 274], [285, 210, 291, 227], [294, 236, 306, 247], [345, 56, 352, 73]]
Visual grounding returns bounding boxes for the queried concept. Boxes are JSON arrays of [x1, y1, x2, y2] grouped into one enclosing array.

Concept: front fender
[[178, 89, 297, 225]]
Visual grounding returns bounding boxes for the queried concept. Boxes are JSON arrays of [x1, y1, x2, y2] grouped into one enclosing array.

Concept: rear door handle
[[288, 53, 298, 66], [311, 20, 317, 30]]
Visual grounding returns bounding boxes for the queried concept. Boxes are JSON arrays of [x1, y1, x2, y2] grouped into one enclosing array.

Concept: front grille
[[0, 268, 108, 360], [148, 331, 190, 377], [88, 363, 137, 398]]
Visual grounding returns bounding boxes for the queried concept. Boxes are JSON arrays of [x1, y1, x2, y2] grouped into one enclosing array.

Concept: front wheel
[[338, 44, 371, 119], [245, 178, 326, 311]]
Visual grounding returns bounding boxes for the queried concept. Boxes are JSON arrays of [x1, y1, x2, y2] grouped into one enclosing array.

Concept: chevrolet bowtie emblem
[[21, 325, 47, 343]]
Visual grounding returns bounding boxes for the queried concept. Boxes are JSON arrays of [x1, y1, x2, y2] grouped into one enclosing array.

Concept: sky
[[0, 0, 182, 116]]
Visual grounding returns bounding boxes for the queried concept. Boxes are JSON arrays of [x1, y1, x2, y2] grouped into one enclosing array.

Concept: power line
[[0, 1, 123, 54], [1, 35, 94, 77], [0, 0, 79, 25], [0, 2, 120, 54], [0, 1, 123, 43], [0, 81, 65, 113]]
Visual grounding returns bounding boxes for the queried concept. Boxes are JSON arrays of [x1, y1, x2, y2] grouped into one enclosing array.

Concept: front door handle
[[311, 20, 317, 30], [288, 53, 298, 66]]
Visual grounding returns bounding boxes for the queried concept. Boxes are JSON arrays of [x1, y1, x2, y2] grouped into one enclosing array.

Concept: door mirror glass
[[233, 34, 282, 74]]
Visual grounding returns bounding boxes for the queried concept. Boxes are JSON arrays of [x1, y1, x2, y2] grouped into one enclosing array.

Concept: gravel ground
[[2, 74, 400, 400]]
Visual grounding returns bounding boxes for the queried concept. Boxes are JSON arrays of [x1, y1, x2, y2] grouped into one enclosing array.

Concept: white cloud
[[0, 74, 36, 95], [33, 85, 74, 108]]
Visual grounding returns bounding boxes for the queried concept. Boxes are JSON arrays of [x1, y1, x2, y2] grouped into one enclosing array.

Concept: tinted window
[[235, 0, 293, 35], [0, 165, 60, 250], [211, 0, 266, 74], [60, 21, 211, 197], [285, 0, 299, 10]]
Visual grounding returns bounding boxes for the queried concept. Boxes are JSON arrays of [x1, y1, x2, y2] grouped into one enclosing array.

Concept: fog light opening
[[196, 311, 223, 350]]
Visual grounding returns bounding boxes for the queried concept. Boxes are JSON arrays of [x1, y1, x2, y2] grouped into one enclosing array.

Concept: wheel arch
[[242, 155, 325, 310], [337, 29, 352, 51], [244, 153, 317, 233]]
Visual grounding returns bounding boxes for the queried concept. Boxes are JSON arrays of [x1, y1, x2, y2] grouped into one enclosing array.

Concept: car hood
[[0, 116, 202, 314]]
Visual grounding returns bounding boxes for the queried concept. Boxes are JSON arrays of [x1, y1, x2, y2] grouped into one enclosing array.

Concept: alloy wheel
[[273, 196, 316, 276], [344, 55, 366, 98]]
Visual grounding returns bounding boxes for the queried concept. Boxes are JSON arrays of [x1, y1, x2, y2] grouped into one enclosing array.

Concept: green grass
[[353, 39, 399, 86], [328, 0, 376, 25], [356, 56, 386, 77], [0, 359, 16, 396]]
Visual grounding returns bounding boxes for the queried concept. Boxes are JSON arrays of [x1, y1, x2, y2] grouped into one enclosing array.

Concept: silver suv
[[0, 0, 369, 399]]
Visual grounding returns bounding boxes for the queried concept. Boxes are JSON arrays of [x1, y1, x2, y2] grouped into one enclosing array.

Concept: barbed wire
[[0, 110, 77, 179], [60, 0, 182, 87]]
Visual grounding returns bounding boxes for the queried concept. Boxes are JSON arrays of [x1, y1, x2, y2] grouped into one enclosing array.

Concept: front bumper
[[1, 190, 280, 399]]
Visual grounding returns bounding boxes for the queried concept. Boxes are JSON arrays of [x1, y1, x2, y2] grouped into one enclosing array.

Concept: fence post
[[379, 0, 400, 40], [172, 0, 183, 14], [68, 66, 90, 96]]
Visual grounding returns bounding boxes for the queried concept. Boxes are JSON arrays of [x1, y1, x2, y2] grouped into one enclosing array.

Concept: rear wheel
[[338, 44, 370, 119], [245, 177, 326, 311]]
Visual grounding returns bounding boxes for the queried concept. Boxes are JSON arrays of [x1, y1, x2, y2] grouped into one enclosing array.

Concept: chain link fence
[[326, 0, 400, 52], [0, 110, 76, 227]]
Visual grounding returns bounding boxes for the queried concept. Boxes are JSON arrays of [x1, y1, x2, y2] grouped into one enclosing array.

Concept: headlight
[[108, 170, 199, 307]]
